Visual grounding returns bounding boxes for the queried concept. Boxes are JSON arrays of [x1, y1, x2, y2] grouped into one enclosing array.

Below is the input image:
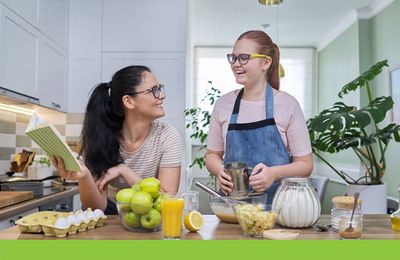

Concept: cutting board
[[0, 191, 34, 208]]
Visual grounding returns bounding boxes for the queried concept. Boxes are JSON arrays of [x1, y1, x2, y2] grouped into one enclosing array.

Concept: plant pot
[[346, 183, 387, 214], [27, 166, 54, 180]]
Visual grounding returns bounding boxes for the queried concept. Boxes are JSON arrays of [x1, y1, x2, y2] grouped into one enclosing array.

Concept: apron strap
[[232, 88, 244, 115], [229, 88, 244, 124], [266, 84, 274, 119]]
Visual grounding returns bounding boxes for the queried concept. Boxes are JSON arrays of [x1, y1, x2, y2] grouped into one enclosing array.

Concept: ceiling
[[190, 0, 391, 48]]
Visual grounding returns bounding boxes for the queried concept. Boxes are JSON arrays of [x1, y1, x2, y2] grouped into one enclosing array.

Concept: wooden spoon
[[344, 192, 360, 233]]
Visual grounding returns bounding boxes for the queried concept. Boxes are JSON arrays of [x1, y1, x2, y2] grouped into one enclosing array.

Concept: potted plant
[[307, 59, 400, 213], [27, 156, 54, 180], [184, 81, 221, 187]]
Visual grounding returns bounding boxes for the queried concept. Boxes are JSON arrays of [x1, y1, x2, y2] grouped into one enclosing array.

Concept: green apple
[[139, 177, 160, 199], [153, 195, 162, 212], [123, 211, 141, 228], [131, 183, 141, 193], [116, 188, 135, 212], [130, 191, 153, 214], [140, 208, 161, 230], [116, 188, 135, 203]]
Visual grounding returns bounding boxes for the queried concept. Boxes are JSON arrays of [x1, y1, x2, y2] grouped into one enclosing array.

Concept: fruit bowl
[[116, 202, 162, 232], [233, 204, 278, 237], [208, 193, 268, 224]]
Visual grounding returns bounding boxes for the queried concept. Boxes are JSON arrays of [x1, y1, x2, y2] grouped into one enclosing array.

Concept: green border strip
[[0, 240, 399, 260]]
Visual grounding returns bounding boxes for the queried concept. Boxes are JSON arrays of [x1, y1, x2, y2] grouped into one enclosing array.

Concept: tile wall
[[0, 109, 84, 175]]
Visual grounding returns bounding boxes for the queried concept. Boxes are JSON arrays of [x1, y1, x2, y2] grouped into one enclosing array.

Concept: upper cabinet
[[38, 0, 68, 49], [102, 0, 186, 52], [37, 42, 67, 110], [0, 5, 39, 98], [0, 0, 38, 26], [1, 0, 68, 49], [0, 1, 68, 111]]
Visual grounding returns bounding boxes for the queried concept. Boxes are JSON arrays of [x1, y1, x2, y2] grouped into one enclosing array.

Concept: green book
[[25, 114, 81, 172]]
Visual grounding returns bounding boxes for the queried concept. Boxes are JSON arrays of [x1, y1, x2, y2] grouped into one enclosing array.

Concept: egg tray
[[15, 210, 107, 238]]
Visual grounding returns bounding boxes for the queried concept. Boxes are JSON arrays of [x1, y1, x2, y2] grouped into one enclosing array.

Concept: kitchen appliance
[[0, 176, 59, 197], [38, 187, 74, 212]]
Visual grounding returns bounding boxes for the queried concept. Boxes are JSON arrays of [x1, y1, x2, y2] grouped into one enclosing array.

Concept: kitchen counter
[[0, 214, 399, 240], [0, 186, 79, 220]]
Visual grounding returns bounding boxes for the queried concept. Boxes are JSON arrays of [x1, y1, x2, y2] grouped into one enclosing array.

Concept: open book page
[[25, 114, 81, 172]]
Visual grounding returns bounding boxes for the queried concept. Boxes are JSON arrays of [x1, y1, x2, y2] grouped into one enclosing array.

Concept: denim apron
[[224, 84, 291, 204]]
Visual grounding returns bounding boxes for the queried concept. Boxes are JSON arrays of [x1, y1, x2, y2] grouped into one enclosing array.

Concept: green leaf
[[371, 123, 400, 144], [308, 97, 393, 133], [308, 102, 365, 132], [338, 60, 388, 98]]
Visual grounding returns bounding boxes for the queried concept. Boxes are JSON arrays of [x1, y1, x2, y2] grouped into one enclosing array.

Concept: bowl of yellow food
[[233, 204, 278, 237], [208, 193, 268, 224]]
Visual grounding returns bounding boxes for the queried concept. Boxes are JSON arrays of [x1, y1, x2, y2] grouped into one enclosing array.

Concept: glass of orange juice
[[161, 193, 185, 240]]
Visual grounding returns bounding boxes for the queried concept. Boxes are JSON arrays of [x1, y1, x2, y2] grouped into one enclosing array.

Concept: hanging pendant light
[[260, 4, 285, 78], [259, 0, 283, 6]]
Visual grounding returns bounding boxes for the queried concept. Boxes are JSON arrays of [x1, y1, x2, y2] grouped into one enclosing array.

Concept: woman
[[53, 66, 182, 214], [205, 30, 313, 203]]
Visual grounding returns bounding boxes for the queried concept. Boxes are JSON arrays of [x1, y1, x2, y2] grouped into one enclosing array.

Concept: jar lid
[[332, 196, 362, 209]]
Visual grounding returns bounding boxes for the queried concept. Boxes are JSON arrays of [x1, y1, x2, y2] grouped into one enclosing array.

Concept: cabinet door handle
[[51, 102, 61, 109]]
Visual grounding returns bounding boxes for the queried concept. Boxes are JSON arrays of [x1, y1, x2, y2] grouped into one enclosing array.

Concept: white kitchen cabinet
[[68, 53, 101, 113], [0, 0, 39, 27], [0, 207, 38, 231], [67, 0, 102, 113], [37, 41, 67, 110], [1, 0, 68, 49], [0, 5, 39, 98], [38, 0, 68, 49], [67, 0, 187, 116], [0, 3, 68, 111], [102, 0, 186, 52]]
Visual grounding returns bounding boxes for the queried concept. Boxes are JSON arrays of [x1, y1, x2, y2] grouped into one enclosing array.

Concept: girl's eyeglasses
[[129, 84, 165, 99], [227, 53, 271, 65]]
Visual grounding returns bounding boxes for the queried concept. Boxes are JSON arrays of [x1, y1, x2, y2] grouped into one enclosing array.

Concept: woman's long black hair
[[79, 65, 151, 180]]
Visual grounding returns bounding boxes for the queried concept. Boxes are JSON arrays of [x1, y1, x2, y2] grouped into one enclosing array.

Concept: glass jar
[[390, 186, 400, 231], [339, 215, 363, 239], [272, 177, 321, 228], [331, 196, 363, 231]]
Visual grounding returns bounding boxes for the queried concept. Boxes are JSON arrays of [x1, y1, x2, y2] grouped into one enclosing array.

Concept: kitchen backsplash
[[0, 110, 84, 174]]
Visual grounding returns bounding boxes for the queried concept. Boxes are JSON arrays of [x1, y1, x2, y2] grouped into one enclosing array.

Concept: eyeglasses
[[226, 53, 271, 65], [129, 84, 165, 99]]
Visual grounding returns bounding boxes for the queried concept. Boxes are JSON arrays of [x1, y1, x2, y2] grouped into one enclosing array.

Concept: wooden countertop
[[0, 214, 399, 240], [0, 186, 79, 220]]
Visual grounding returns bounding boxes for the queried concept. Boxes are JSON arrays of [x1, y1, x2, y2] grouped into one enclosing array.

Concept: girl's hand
[[249, 163, 276, 192], [217, 170, 233, 195], [52, 157, 89, 181]]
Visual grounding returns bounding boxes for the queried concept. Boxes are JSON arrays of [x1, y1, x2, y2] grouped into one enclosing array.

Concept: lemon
[[184, 211, 204, 232]]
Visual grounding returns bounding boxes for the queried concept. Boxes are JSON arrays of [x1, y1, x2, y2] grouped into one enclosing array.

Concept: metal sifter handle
[[195, 181, 221, 197]]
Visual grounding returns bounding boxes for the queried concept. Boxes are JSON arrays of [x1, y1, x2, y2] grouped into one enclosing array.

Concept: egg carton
[[15, 208, 107, 238]]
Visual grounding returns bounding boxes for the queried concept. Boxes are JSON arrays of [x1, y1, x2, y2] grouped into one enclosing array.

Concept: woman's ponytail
[[80, 83, 124, 180]]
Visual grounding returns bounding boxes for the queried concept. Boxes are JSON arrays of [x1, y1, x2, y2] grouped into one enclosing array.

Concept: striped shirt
[[107, 120, 182, 199]]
